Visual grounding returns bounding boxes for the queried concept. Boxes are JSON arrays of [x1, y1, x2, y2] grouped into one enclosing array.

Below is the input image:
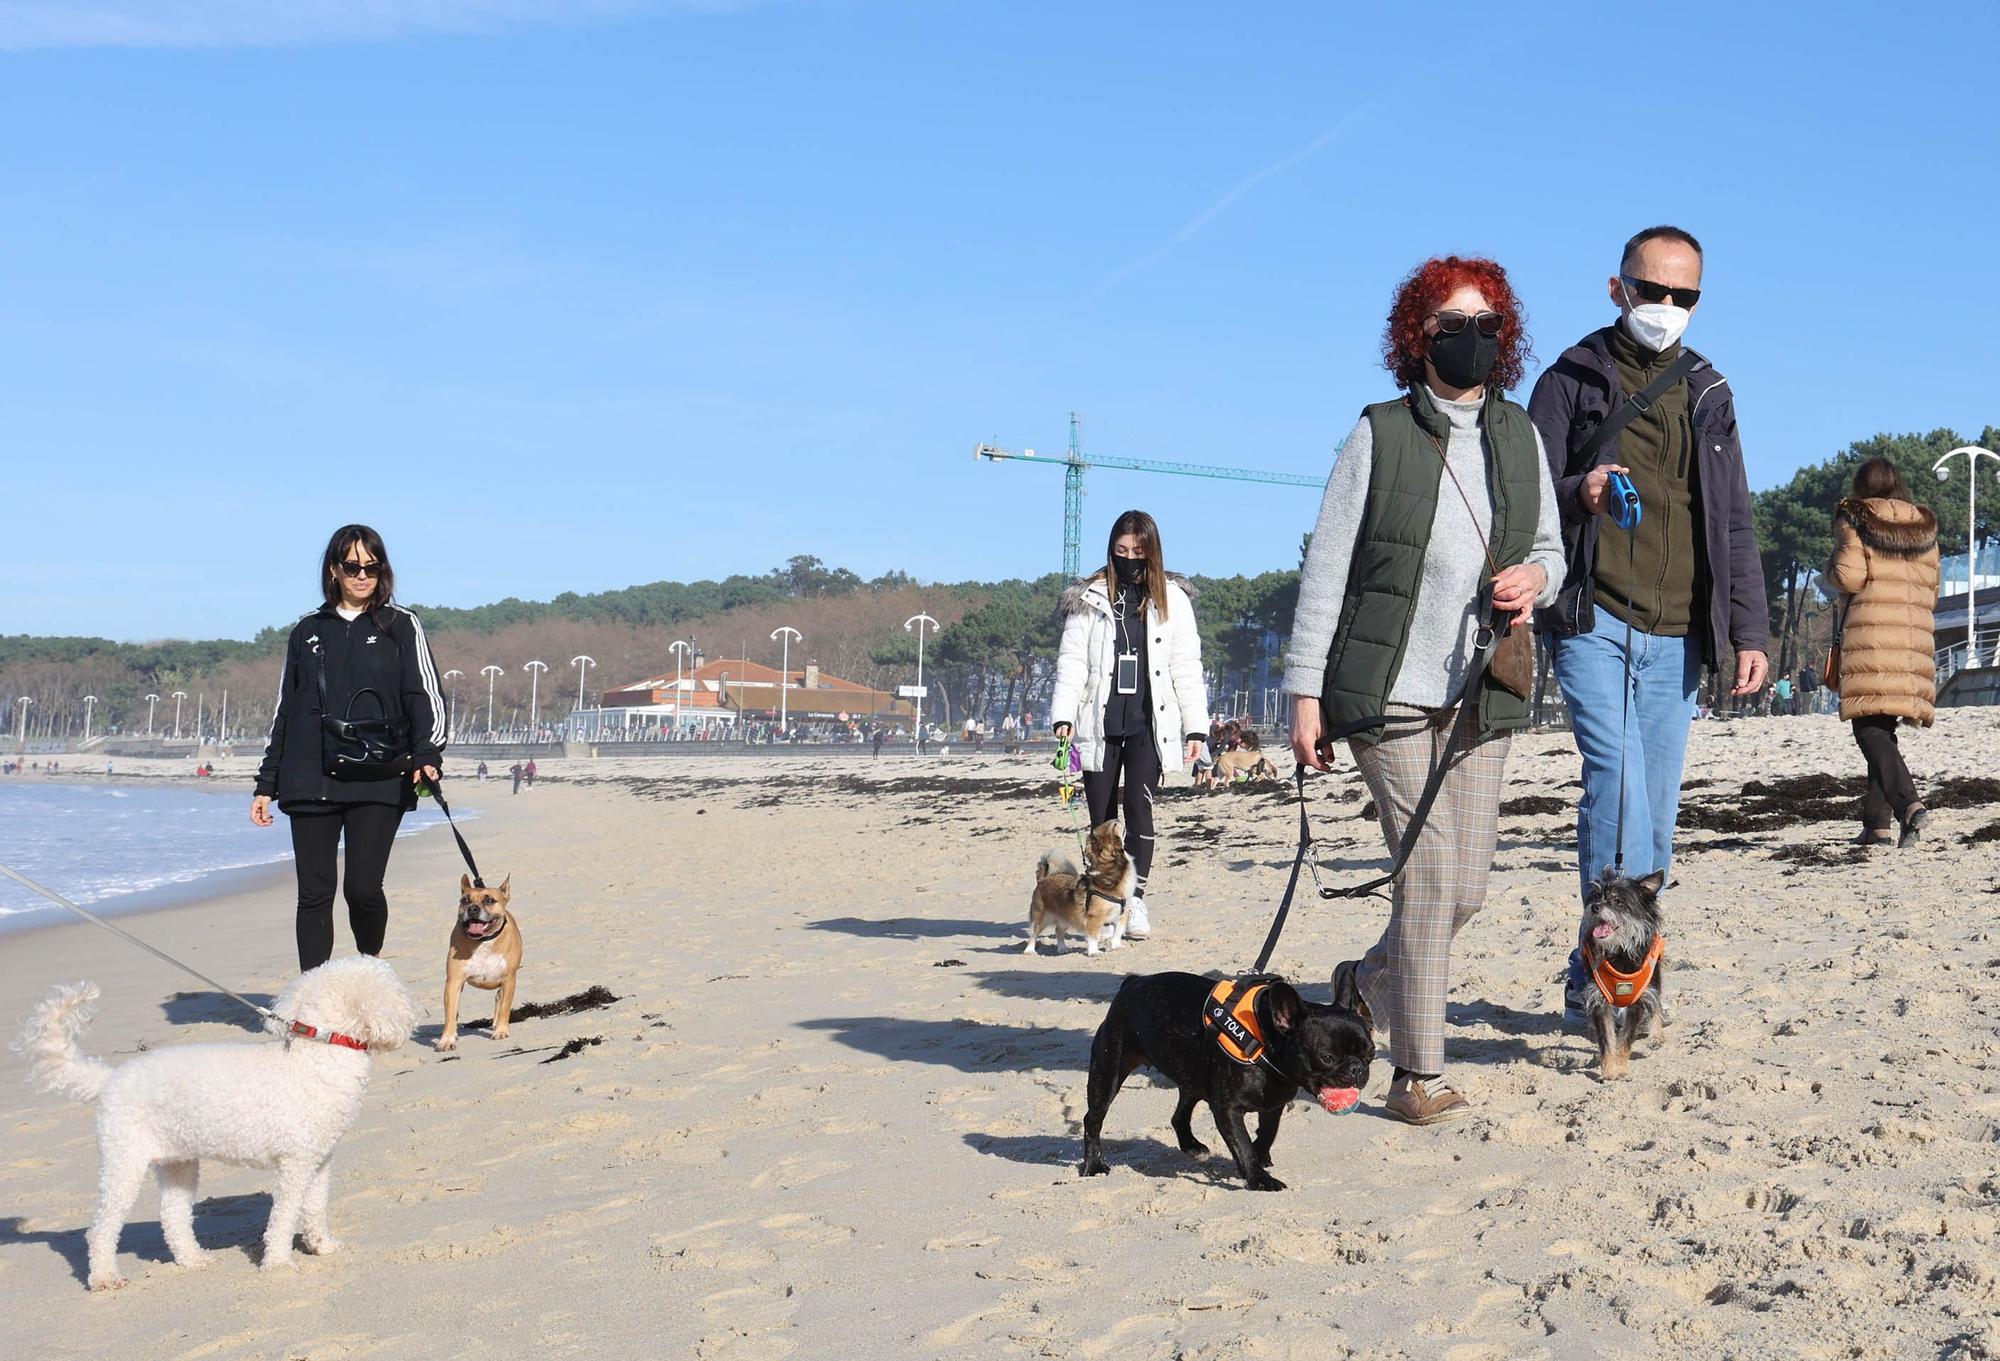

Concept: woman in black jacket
[[253, 525, 446, 970]]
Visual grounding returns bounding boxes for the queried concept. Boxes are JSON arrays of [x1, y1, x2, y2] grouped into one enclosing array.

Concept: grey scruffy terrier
[[1579, 868, 1668, 1080]]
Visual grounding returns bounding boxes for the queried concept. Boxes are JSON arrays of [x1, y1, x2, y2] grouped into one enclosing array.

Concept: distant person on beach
[[1051, 509, 1211, 943], [477, 760, 488, 783], [510, 762, 523, 794], [252, 524, 446, 972], [524, 758, 537, 788], [871, 726, 886, 758], [1529, 226, 1769, 1026], [1829, 457, 1940, 847], [1288, 254, 1563, 1125]]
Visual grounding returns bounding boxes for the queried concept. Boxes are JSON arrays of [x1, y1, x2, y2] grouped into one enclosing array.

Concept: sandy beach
[[3, 714, 1997, 1360]]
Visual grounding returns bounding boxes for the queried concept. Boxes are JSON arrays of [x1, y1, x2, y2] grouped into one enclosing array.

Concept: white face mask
[[1620, 281, 1691, 351]]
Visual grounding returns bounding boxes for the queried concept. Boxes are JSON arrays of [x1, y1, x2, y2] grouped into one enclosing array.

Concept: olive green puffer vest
[[1319, 385, 1541, 747]]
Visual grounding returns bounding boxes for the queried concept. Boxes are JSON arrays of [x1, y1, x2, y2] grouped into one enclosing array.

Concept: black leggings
[[288, 803, 404, 971], [1084, 734, 1161, 892], [1852, 716, 1919, 832]]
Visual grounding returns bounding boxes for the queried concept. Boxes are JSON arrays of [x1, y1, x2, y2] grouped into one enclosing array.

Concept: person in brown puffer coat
[[1828, 457, 1940, 847]]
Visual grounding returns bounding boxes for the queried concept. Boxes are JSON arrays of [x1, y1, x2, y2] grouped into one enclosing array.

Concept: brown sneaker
[[1384, 1075, 1470, 1126]]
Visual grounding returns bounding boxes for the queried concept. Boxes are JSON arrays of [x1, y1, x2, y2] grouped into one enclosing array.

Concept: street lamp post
[[170, 691, 188, 741], [669, 640, 693, 737], [144, 693, 160, 738], [1933, 445, 2000, 669], [82, 695, 97, 741], [14, 697, 29, 746], [904, 613, 939, 754], [443, 669, 464, 741], [481, 665, 505, 736], [524, 661, 549, 740], [770, 628, 801, 736]]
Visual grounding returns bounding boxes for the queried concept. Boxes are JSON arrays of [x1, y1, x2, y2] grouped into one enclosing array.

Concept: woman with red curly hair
[[1283, 256, 1565, 1126]]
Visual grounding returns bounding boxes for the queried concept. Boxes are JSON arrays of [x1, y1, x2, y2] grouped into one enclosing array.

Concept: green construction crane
[[974, 412, 1324, 577]]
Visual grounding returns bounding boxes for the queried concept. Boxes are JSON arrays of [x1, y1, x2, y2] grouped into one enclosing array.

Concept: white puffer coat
[[1049, 574, 1210, 774]]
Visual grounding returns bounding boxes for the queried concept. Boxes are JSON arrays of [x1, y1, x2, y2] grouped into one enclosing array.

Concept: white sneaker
[[1125, 896, 1150, 940]]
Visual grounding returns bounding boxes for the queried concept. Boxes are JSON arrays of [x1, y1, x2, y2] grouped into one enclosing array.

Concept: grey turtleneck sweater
[[1283, 387, 1566, 707]]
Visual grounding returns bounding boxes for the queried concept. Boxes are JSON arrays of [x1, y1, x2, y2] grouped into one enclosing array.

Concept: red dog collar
[[287, 1020, 368, 1051]]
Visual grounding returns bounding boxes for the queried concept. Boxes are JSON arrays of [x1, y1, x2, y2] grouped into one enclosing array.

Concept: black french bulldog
[[1080, 971, 1372, 1191]]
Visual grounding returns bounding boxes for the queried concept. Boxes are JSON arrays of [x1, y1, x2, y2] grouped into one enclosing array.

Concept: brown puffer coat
[[1829, 496, 1940, 725]]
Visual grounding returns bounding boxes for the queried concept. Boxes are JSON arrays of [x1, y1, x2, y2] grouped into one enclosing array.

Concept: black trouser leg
[[289, 811, 343, 971], [1082, 735, 1160, 892], [1852, 716, 1917, 830], [338, 803, 404, 958]]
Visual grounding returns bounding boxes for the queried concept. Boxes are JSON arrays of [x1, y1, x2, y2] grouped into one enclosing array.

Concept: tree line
[[5, 426, 1991, 743]]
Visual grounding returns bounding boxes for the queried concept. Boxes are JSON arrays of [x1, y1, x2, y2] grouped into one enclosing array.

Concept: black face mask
[[1428, 324, 1499, 390], [1113, 556, 1148, 586]]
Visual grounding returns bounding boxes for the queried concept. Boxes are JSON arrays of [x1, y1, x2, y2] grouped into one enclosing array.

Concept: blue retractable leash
[[1606, 470, 1641, 874]]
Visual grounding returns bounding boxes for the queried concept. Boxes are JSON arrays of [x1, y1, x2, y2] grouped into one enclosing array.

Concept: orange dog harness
[[1202, 978, 1274, 1068], [1591, 934, 1666, 1009]]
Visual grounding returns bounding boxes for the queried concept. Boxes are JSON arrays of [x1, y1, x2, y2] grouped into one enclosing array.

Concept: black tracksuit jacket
[[255, 603, 447, 811]]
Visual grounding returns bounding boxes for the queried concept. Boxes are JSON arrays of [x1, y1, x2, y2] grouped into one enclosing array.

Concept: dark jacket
[[1528, 326, 1769, 665], [255, 603, 447, 810]]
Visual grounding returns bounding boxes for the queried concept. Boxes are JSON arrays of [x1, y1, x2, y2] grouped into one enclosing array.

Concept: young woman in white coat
[[1050, 510, 1210, 939]]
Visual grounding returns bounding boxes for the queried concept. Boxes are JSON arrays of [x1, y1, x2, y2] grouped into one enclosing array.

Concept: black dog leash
[[1251, 616, 1505, 975], [421, 772, 487, 888]]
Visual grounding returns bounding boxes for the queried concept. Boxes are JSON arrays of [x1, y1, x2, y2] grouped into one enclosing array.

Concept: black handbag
[[316, 637, 412, 782]]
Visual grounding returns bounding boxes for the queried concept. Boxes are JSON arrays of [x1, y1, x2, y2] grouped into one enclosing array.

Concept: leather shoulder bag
[[316, 628, 412, 782]]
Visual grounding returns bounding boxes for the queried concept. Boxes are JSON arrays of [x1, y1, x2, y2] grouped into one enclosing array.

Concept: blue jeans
[[1552, 605, 1701, 903]]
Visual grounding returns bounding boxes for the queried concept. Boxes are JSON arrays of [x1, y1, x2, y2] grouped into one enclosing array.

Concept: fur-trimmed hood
[[1059, 572, 1199, 616], [1836, 496, 1938, 557]]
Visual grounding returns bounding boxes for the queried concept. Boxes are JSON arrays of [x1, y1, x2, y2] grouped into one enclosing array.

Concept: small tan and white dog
[[18, 956, 417, 1290], [438, 874, 521, 1051], [1025, 821, 1137, 956]]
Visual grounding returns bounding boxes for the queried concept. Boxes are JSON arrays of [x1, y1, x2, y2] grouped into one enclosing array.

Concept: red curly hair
[[1381, 256, 1532, 393]]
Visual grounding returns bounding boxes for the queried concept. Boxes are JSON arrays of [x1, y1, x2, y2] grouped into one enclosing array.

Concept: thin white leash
[[0, 860, 291, 1039]]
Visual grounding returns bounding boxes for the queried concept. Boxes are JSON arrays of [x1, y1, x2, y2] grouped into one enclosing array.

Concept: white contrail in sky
[[1106, 105, 1374, 285]]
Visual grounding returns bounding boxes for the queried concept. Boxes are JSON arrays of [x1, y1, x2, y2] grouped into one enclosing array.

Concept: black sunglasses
[[1432, 310, 1504, 338], [1622, 275, 1701, 308], [337, 559, 381, 579]]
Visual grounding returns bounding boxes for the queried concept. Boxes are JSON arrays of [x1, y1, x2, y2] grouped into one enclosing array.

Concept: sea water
[[0, 781, 449, 928]]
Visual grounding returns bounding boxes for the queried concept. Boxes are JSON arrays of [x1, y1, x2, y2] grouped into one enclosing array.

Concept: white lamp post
[[570, 655, 595, 715], [170, 691, 187, 741], [905, 613, 939, 753], [770, 628, 801, 734], [524, 661, 548, 739], [144, 693, 160, 738], [443, 669, 464, 741], [82, 695, 97, 740], [669, 640, 693, 736], [481, 665, 505, 736], [14, 696, 29, 746], [1933, 445, 2000, 669]]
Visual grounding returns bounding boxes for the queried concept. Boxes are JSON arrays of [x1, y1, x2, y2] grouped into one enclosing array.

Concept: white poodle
[[18, 955, 416, 1290]]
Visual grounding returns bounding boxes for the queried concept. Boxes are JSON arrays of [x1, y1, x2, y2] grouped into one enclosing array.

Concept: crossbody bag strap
[[1574, 347, 1703, 471]]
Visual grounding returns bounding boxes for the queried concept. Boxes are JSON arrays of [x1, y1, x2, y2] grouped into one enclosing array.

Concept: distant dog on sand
[[1212, 748, 1281, 784], [1081, 972, 1372, 1190], [439, 874, 521, 1052], [1578, 869, 1668, 1081], [18, 956, 416, 1290], [1025, 821, 1135, 956]]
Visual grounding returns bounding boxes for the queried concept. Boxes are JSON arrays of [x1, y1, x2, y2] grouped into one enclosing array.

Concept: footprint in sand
[[749, 1154, 848, 1190]]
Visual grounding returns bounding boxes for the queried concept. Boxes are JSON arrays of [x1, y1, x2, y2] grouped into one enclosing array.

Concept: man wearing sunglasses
[[1528, 225, 1769, 1026]]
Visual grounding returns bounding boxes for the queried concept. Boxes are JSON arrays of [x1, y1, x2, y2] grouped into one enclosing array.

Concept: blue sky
[[4, 1, 1995, 641]]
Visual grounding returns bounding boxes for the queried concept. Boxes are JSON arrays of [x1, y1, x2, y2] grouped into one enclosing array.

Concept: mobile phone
[[1116, 651, 1140, 695]]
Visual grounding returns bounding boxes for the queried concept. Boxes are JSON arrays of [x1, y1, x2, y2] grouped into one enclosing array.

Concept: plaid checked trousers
[[1348, 705, 1510, 1074]]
